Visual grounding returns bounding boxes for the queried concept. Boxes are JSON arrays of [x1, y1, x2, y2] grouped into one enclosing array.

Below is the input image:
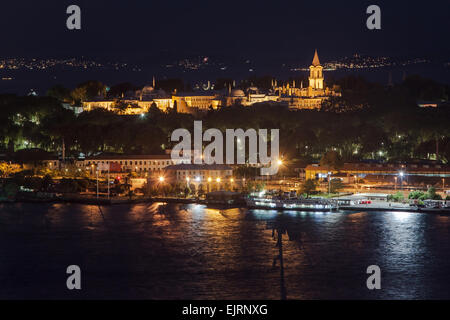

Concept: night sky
[[1, 0, 449, 62]]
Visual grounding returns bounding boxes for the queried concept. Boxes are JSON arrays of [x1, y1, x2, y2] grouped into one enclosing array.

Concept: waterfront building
[[39, 154, 186, 174], [76, 154, 188, 174], [305, 162, 450, 181], [164, 163, 233, 184]]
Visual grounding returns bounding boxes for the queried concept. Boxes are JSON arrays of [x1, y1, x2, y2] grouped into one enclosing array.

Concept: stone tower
[[308, 49, 324, 89]]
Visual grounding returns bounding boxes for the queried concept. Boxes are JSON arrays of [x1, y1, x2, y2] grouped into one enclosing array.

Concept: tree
[[388, 191, 404, 202], [300, 179, 317, 197], [0, 162, 22, 177], [408, 190, 426, 199], [70, 86, 88, 104], [47, 85, 71, 102], [172, 100, 178, 113], [330, 178, 344, 194], [320, 150, 343, 170], [427, 186, 442, 200]]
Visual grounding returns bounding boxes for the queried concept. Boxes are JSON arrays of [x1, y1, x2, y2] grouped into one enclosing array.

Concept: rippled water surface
[[1, 203, 450, 299]]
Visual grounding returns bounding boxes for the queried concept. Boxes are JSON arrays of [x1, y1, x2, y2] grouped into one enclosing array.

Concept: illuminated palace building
[[82, 50, 340, 114], [276, 49, 341, 109]]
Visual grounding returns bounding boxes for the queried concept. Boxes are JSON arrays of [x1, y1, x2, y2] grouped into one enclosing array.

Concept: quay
[[3, 192, 450, 214]]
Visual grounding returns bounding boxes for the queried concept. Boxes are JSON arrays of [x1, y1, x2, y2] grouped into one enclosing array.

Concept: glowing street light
[[328, 171, 332, 195], [159, 176, 165, 182], [398, 171, 404, 190], [216, 178, 221, 183], [207, 177, 212, 182]]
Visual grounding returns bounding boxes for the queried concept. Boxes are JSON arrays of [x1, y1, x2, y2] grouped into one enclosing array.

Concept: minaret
[[308, 49, 324, 89]]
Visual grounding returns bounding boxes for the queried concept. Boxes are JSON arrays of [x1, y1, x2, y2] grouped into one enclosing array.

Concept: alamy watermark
[[66, 265, 81, 290], [66, 5, 81, 30], [171, 121, 280, 175], [366, 265, 381, 290], [366, 5, 381, 30]]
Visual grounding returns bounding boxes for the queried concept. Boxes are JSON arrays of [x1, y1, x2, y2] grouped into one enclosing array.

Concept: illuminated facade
[[172, 93, 221, 112], [276, 50, 341, 110], [81, 50, 341, 114], [164, 164, 233, 184]]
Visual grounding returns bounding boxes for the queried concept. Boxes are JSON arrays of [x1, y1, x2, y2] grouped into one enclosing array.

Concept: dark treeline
[[1, 75, 449, 164]]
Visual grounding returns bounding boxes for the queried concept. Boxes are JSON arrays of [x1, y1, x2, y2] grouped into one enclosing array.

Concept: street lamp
[[207, 177, 212, 192], [399, 171, 404, 190], [159, 176, 165, 182], [328, 171, 332, 196]]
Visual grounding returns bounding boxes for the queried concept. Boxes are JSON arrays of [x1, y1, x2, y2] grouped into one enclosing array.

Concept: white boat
[[246, 196, 338, 211]]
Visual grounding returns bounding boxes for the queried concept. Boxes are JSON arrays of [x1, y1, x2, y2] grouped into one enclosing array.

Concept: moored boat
[[246, 195, 338, 211]]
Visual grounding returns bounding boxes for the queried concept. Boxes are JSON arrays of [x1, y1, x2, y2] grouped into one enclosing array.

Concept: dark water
[[0, 202, 450, 300]]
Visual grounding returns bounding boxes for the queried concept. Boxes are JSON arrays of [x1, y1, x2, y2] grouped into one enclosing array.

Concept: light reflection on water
[[0, 203, 449, 299]]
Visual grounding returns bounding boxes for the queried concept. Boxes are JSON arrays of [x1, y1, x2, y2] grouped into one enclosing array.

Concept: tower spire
[[312, 49, 320, 66]]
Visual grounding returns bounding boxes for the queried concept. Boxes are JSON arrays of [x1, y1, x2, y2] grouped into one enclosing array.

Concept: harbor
[[4, 189, 450, 214]]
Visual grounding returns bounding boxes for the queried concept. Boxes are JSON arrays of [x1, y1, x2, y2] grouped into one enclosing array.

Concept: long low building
[[164, 163, 233, 184], [42, 154, 188, 174], [305, 162, 450, 180], [77, 154, 177, 173]]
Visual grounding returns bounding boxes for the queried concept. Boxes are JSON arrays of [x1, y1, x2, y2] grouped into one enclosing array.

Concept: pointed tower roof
[[312, 49, 321, 66]]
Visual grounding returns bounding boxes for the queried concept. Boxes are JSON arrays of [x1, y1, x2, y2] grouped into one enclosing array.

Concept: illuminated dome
[[248, 86, 259, 94], [231, 89, 245, 97], [142, 86, 155, 94]]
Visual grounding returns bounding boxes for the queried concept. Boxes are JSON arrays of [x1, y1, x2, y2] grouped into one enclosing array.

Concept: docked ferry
[[246, 194, 338, 211]]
